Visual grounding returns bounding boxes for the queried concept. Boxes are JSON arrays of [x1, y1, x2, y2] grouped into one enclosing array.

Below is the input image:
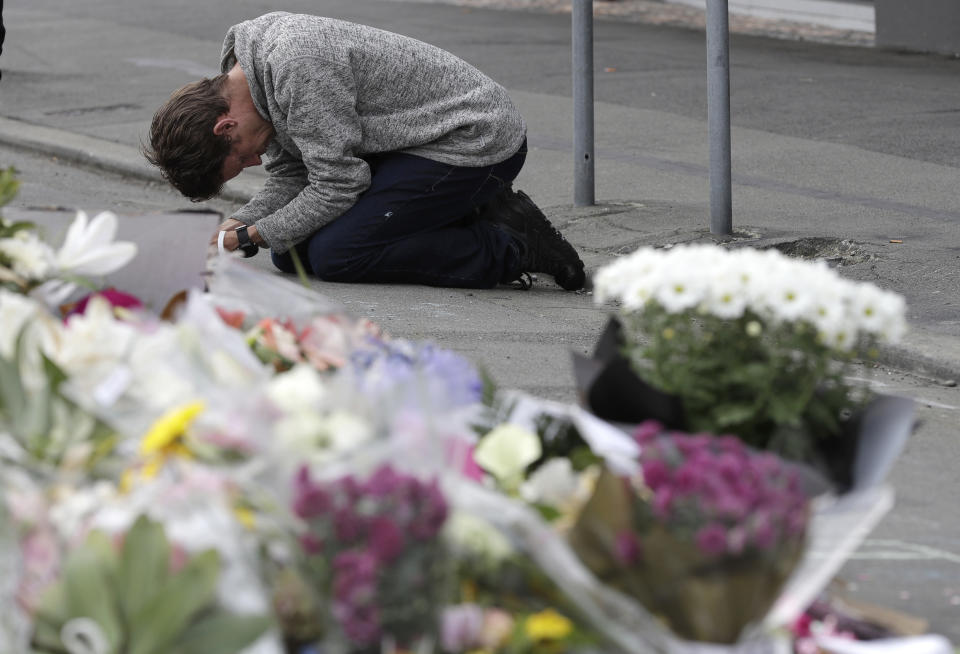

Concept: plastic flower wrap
[[292, 463, 450, 652], [567, 421, 810, 644], [591, 244, 908, 474]]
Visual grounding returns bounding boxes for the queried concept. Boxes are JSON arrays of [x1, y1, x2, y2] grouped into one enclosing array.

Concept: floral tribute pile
[[0, 171, 926, 654]]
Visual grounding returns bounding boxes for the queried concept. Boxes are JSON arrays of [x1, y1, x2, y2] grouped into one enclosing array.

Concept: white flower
[[850, 283, 908, 343], [55, 211, 137, 277], [265, 365, 327, 413], [444, 512, 514, 562], [519, 457, 581, 507], [0, 290, 43, 358], [473, 424, 541, 488], [654, 266, 708, 314], [594, 243, 908, 347], [0, 232, 55, 280], [48, 296, 138, 383]]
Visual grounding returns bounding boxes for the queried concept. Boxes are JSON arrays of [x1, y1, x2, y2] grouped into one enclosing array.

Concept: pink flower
[[67, 287, 142, 318], [440, 604, 485, 652], [695, 523, 728, 557], [481, 609, 516, 649], [16, 527, 61, 614]]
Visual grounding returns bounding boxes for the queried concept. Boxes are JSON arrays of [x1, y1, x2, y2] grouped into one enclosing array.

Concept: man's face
[[221, 115, 274, 182]]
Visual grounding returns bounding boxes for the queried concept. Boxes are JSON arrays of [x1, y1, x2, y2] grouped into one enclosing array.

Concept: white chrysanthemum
[[594, 243, 908, 346], [594, 248, 663, 306], [654, 265, 708, 313], [0, 232, 55, 280], [850, 283, 907, 343], [703, 258, 751, 319]]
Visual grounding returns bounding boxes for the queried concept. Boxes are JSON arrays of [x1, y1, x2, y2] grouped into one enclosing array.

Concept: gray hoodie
[[221, 12, 527, 253]]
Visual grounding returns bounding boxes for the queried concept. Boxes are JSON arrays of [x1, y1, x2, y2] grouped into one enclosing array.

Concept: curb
[[2, 115, 959, 384], [0, 116, 261, 205]]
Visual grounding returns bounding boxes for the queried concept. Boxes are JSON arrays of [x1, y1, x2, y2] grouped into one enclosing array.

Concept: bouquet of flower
[[591, 244, 909, 481], [567, 421, 810, 644], [292, 463, 450, 653], [0, 168, 137, 306], [222, 311, 384, 374], [442, 510, 602, 654]]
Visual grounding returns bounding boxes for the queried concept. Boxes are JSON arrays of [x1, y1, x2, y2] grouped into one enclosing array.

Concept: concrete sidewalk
[[1, 0, 959, 385]]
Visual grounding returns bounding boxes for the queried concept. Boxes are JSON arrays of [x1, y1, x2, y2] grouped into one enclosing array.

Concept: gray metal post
[[706, 0, 732, 235], [572, 0, 595, 206]]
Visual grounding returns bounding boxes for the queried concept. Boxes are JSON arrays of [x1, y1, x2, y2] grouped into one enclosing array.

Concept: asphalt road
[[2, 0, 960, 643]]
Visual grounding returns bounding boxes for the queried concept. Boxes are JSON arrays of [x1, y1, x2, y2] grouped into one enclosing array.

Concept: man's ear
[[213, 116, 237, 137]]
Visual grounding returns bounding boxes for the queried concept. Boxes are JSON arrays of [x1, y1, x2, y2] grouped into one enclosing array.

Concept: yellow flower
[[524, 609, 573, 642], [125, 401, 205, 487], [234, 505, 256, 530], [140, 401, 205, 457]]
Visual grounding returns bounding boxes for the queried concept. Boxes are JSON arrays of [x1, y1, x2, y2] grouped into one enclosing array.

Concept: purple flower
[[292, 466, 332, 519], [632, 420, 664, 445], [614, 530, 643, 565], [641, 458, 671, 491], [300, 532, 324, 555], [365, 464, 403, 498], [369, 516, 405, 562], [332, 550, 382, 645], [333, 507, 366, 543], [695, 523, 729, 557], [652, 487, 675, 518]]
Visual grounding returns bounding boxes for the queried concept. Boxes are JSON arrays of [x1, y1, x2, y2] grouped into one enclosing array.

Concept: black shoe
[[481, 187, 586, 291]]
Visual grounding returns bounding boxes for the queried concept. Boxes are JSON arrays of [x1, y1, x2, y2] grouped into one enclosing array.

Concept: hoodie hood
[[220, 12, 287, 122]]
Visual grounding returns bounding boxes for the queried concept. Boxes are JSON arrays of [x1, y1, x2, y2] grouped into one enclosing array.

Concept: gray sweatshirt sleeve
[[233, 144, 307, 233], [242, 55, 370, 253]]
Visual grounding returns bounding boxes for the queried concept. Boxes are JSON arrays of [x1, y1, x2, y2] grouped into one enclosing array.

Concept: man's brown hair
[[143, 74, 231, 201]]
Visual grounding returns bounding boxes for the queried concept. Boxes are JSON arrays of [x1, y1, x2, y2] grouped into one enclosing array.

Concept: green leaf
[[118, 516, 172, 618], [710, 402, 758, 429], [171, 611, 273, 654], [127, 549, 221, 654], [30, 610, 70, 652], [62, 541, 123, 654], [0, 167, 20, 209]]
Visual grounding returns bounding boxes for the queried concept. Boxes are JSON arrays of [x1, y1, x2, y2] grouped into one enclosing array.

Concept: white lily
[[55, 211, 137, 277]]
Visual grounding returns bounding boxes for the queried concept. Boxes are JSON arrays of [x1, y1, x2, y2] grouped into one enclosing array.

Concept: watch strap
[[234, 225, 259, 258]]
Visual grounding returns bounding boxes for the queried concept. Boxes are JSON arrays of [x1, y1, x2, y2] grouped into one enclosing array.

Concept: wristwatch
[[235, 224, 259, 258]]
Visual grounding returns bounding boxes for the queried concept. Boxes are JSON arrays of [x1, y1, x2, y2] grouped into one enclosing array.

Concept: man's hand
[[210, 218, 247, 249], [209, 218, 265, 252]]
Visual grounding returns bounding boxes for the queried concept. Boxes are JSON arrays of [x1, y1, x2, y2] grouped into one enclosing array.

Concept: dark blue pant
[[271, 142, 526, 288]]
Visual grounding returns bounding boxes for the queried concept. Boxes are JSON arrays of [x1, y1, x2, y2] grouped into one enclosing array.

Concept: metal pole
[[572, 0, 595, 206], [706, 0, 732, 235]]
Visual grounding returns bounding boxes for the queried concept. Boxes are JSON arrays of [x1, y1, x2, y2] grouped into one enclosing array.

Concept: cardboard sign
[[6, 207, 221, 312]]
